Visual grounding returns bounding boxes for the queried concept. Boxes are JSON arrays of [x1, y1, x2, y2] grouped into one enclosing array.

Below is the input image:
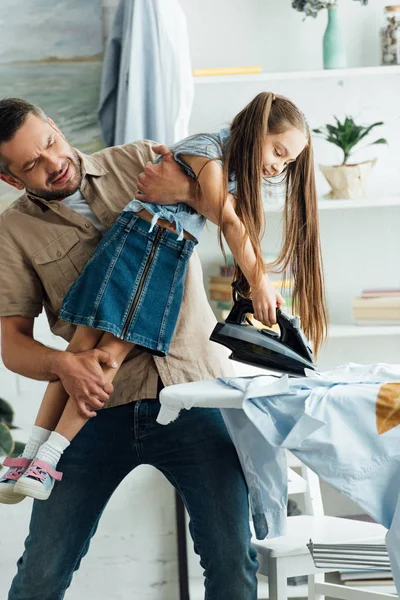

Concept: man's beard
[[26, 148, 83, 201]]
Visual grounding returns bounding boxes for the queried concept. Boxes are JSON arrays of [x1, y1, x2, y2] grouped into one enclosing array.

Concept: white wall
[[180, 0, 387, 72]]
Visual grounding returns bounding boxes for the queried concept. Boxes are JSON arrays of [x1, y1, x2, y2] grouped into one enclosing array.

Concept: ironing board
[[157, 359, 275, 423], [157, 373, 277, 424]]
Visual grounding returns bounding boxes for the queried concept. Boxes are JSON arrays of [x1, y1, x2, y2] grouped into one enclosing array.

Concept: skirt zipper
[[120, 227, 163, 339]]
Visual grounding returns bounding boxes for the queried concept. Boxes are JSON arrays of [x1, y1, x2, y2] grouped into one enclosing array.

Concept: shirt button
[[52, 203, 59, 210], [85, 222, 91, 228], [56, 250, 62, 258]]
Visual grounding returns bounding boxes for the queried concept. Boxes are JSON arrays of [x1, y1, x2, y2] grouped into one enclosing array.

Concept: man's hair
[[0, 98, 47, 175]]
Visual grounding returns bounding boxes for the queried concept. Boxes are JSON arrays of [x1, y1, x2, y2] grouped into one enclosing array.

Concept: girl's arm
[[135, 145, 196, 204], [181, 155, 284, 326]]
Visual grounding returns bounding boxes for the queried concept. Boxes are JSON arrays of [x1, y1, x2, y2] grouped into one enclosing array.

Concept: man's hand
[[135, 144, 195, 205], [55, 349, 118, 418]]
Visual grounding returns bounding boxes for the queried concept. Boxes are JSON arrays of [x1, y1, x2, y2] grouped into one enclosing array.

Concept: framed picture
[[0, 0, 104, 206]]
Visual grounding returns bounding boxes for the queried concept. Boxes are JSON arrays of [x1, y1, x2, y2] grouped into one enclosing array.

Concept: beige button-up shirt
[[0, 141, 233, 408]]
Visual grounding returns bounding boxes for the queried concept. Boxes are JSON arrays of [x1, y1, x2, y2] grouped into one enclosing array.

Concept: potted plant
[[292, 1, 368, 69], [312, 116, 387, 199], [0, 397, 25, 462]]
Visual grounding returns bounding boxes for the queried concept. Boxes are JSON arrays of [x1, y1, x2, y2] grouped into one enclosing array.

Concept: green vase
[[323, 5, 346, 70]]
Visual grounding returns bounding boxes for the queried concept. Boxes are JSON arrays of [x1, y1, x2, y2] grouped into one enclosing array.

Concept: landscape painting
[[0, 0, 104, 206]]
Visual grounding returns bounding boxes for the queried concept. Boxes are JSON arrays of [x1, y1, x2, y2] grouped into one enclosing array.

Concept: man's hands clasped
[[56, 349, 118, 418]]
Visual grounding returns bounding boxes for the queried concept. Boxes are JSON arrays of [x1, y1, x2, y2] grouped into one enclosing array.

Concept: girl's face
[[262, 126, 307, 178]]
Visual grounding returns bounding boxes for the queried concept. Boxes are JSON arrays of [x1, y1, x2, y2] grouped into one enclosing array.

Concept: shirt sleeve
[[0, 226, 43, 318], [170, 133, 224, 178]]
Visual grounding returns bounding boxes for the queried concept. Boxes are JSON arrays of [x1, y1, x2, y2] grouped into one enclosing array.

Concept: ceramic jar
[[381, 5, 400, 65]]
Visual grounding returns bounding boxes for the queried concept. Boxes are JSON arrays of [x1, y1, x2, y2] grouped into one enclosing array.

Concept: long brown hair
[[220, 92, 328, 355]]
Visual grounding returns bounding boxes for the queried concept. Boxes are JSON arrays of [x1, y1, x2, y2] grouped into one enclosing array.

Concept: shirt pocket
[[33, 229, 91, 303]]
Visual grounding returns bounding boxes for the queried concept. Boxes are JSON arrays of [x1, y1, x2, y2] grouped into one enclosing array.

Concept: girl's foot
[[0, 457, 32, 504], [13, 459, 63, 501]]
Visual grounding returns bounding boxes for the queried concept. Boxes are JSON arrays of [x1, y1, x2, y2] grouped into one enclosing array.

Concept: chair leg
[[268, 558, 288, 600], [308, 573, 325, 600]]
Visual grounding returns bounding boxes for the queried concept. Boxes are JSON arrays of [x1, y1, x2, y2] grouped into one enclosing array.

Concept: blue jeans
[[9, 399, 258, 599]]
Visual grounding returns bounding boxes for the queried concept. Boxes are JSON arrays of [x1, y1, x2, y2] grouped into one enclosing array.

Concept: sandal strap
[[3, 456, 31, 469], [28, 459, 63, 481]]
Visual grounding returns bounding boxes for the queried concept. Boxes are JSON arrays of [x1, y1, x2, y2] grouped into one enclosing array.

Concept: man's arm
[[135, 144, 196, 204], [1, 316, 116, 409]]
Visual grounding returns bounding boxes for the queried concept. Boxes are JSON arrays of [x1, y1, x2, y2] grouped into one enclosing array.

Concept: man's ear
[[0, 173, 25, 191], [48, 118, 65, 140]]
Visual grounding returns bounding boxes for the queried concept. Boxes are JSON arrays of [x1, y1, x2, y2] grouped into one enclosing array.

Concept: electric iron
[[210, 283, 318, 377]]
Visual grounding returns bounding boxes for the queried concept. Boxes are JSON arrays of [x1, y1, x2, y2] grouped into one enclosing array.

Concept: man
[[0, 98, 258, 599]]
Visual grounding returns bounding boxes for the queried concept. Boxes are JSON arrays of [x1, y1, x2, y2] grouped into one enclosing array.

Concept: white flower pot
[[319, 158, 377, 199]]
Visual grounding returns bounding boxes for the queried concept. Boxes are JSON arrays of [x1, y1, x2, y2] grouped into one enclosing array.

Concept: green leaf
[[0, 423, 14, 457], [0, 397, 14, 428], [356, 122, 384, 144], [370, 138, 388, 145]]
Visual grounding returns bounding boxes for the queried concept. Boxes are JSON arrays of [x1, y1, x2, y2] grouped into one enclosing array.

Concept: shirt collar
[[26, 149, 108, 206], [77, 150, 108, 177]]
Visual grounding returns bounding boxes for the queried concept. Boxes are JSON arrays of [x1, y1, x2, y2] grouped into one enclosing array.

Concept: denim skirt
[[59, 212, 196, 355]]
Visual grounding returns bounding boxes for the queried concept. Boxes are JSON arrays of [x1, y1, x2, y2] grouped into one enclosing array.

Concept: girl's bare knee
[[67, 326, 103, 353]]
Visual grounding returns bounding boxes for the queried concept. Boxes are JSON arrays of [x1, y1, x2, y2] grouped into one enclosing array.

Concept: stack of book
[[308, 532, 395, 593], [339, 569, 394, 588], [352, 288, 400, 325], [308, 542, 391, 572], [208, 255, 294, 327]]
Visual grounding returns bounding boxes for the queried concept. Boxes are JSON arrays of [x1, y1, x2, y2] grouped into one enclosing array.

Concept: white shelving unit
[[262, 196, 400, 343]]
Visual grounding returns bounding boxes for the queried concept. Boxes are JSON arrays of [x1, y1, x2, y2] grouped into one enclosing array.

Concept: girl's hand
[[251, 275, 285, 327]]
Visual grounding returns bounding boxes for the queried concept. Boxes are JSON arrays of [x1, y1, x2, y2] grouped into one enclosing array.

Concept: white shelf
[[265, 195, 400, 213], [194, 66, 400, 85], [329, 324, 400, 338], [318, 196, 400, 210]]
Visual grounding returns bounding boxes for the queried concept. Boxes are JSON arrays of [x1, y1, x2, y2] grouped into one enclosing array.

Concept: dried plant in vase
[[292, 0, 368, 20], [313, 116, 387, 199]]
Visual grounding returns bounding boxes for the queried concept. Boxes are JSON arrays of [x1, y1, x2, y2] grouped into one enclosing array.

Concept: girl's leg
[[15, 331, 134, 500], [54, 332, 134, 441], [0, 327, 106, 504], [34, 326, 104, 431]]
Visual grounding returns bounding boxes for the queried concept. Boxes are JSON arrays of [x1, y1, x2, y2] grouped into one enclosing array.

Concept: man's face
[[0, 114, 82, 200]]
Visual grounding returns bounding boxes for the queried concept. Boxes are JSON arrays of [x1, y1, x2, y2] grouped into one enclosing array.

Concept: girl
[[0, 92, 327, 502]]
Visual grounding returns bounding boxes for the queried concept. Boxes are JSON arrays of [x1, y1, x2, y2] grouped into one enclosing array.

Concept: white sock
[[22, 425, 51, 460], [35, 432, 70, 468]]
